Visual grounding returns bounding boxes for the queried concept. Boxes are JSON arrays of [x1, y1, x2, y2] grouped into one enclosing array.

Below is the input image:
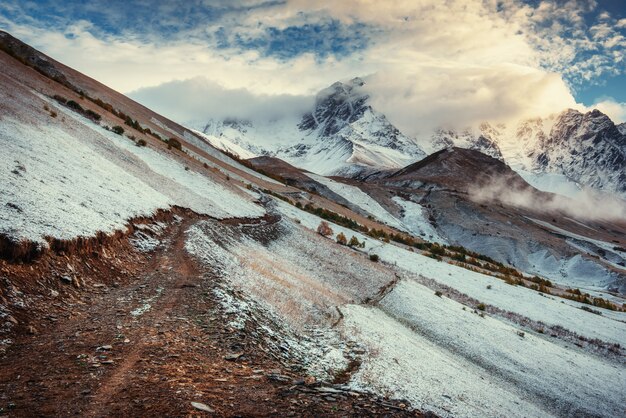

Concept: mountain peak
[[384, 147, 530, 192], [350, 76, 365, 86]]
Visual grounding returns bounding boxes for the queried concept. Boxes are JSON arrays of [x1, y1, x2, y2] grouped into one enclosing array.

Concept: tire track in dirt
[[82, 217, 203, 417]]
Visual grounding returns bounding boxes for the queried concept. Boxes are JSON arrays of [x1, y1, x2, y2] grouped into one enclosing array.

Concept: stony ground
[[0, 213, 425, 417]]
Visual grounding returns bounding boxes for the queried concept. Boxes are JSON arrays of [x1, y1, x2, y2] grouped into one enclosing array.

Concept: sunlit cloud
[[1, 0, 624, 130]]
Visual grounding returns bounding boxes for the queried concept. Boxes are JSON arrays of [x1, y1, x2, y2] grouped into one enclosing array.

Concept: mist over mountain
[[193, 78, 626, 199]]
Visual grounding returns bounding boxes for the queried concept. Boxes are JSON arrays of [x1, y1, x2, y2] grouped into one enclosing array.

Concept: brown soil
[[0, 213, 425, 417]]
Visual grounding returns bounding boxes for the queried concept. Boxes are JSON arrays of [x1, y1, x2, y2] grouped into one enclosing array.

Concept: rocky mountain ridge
[[196, 80, 625, 197]]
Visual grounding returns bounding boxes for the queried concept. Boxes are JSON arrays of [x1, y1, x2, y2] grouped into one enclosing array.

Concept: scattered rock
[[27, 325, 37, 335], [60, 275, 72, 284], [267, 373, 291, 382], [97, 345, 113, 351], [223, 352, 243, 361], [316, 387, 342, 394], [304, 376, 316, 385], [191, 401, 215, 413]]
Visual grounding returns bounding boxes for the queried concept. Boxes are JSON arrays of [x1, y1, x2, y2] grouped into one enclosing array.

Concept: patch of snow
[[305, 173, 404, 229], [342, 279, 624, 417], [342, 304, 549, 417], [515, 169, 582, 198], [130, 287, 164, 317], [392, 197, 447, 244]]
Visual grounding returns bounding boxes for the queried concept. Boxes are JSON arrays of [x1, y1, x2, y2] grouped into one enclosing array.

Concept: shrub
[[112, 126, 125, 135], [477, 303, 486, 311], [317, 221, 333, 237], [122, 115, 142, 131], [486, 285, 492, 290], [168, 137, 183, 151], [369, 254, 379, 262], [136, 139, 147, 147], [53, 94, 67, 104], [66, 100, 84, 112], [336, 232, 347, 245], [50, 111, 57, 118], [348, 236, 361, 247], [85, 109, 101, 121], [580, 306, 602, 315], [435, 290, 443, 297]]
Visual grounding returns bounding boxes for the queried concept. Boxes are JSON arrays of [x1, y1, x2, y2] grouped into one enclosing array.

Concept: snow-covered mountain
[[195, 80, 624, 197], [457, 109, 626, 196], [528, 109, 625, 194], [194, 78, 427, 176], [427, 123, 504, 160]]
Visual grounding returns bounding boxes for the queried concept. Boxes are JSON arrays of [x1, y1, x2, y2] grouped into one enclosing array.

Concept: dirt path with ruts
[[0, 214, 423, 417]]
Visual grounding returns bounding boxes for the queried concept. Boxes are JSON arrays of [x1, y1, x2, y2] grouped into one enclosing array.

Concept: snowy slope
[[344, 279, 624, 417], [304, 173, 404, 229], [274, 199, 626, 344], [184, 196, 625, 417], [0, 93, 263, 247], [391, 197, 447, 244]]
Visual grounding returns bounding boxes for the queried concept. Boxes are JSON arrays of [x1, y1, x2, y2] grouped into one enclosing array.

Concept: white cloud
[[592, 97, 626, 123], [129, 77, 313, 123], [2, 0, 624, 132], [365, 65, 578, 136]]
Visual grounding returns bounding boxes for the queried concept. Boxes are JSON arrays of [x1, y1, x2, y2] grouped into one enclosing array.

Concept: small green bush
[[136, 138, 147, 146], [336, 232, 347, 245], [477, 303, 486, 311], [369, 254, 379, 262]]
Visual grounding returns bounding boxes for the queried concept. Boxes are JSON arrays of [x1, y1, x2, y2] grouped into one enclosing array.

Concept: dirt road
[[0, 214, 422, 417]]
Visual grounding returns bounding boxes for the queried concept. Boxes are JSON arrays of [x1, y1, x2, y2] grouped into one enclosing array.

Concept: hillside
[[1, 31, 625, 418]]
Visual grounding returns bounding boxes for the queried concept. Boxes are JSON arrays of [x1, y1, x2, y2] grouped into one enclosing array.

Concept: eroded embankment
[[0, 206, 206, 263]]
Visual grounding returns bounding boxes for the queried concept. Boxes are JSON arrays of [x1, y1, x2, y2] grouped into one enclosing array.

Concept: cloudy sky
[[1, 0, 625, 134]]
